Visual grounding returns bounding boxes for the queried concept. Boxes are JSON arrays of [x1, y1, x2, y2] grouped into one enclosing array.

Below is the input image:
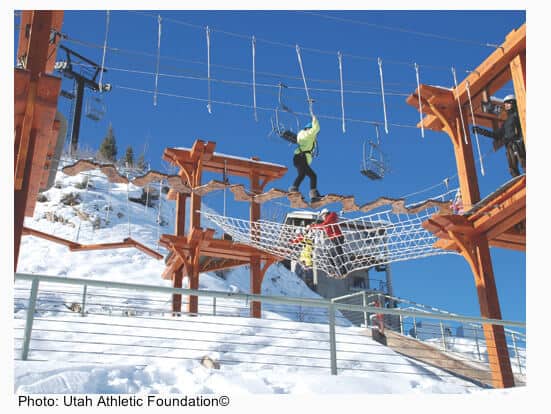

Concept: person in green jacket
[[288, 115, 321, 202]]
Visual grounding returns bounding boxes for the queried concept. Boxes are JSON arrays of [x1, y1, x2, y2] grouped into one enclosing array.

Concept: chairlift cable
[[414, 63, 425, 138], [98, 10, 110, 92], [338, 51, 346, 133], [206, 26, 213, 114], [153, 15, 162, 107], [378, 58, 389, 134], [451, 66, 468, 145], [465, 80, 485, 176]]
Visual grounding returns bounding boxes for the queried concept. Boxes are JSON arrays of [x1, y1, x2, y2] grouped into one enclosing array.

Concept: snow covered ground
[[12, 166, 527, 397]]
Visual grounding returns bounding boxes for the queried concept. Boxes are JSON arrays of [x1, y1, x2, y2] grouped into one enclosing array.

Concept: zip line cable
[[98, 10, 110, 92]]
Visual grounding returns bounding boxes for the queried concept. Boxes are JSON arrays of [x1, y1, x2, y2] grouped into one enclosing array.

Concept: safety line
[[153, 15, 162, 107], [451, 66, 468, 145], [206, 25, 213, 114], [338, 51, 346, 133], [295, 45, 313, 116], [98, 10, 110, 92], [378, 58, 389, 134], [466, 80, 485, 176], [414, 63, 425, 138]]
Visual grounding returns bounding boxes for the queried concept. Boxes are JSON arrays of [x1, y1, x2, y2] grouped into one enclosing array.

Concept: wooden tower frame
[[406, 24, 526, 388], [160, 140, 287, 318], [14, 11, 65, 270]]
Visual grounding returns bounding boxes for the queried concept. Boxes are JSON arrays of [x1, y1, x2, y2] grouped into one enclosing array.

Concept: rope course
[[201, 204, 457, 279]]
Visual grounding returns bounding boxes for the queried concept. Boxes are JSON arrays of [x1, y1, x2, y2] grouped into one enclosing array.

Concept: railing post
[[399, 314, 404, 335], [362, 291, 368, 328], [473, 325, 482, 361], [22, 278, 40, 361], [439, 321, 447, 351], [413, 316, 418, 338], [212, 296, 217, 316], [81, 284, 87, 316], [511, 333, 522, 375], [328, 303, 337, 375]]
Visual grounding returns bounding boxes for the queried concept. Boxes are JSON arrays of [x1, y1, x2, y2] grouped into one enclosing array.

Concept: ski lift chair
[[85, 96, 106, 121], [360, 140, 389, 180]]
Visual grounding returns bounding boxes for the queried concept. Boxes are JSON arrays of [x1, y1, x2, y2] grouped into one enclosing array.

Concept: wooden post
[[448, 232, 514, 387], [172, 192, 187, 313], [188, 248, 200, 314], [510, 52, 527, 145], [250, 170, 262, 317], [14, 11, 64, 271]]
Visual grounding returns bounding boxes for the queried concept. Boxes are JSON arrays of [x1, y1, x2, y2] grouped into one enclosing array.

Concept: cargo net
[[201, 206, 456, 279]]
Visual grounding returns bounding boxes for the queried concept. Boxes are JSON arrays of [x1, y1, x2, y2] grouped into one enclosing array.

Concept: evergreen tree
[[98, 124, 117, 162], [124, 146, 134, 167], [136, 153, 146, 171]]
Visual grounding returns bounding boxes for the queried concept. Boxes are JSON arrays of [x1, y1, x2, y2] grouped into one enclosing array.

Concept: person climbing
[[288, 114, 322, 203], [473, 94, 526, 178], [291, 228, 314, 269], [308, 208, 347, 275]]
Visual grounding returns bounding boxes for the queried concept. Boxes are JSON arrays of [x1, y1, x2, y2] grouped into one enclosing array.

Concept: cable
[[113, 83, 419, 129], [300, 11, 502, 49]]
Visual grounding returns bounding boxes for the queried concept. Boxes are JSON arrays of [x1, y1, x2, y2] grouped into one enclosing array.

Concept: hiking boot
[[288, 186, 299, 193], [309, 189, 322, 202]]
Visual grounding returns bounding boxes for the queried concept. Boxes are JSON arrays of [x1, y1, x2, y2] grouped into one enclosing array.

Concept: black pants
[[292, 152, 317, 189], [505, 140, 526, 177]]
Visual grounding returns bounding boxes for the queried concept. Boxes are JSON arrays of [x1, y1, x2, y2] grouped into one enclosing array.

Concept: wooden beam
[[510, 52, 527, 145]]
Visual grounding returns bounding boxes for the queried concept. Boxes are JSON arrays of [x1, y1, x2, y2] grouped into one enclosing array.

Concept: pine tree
[[124, 146, 134, 167], [98, 124, 118, 162], [136, 153, 146, 171]]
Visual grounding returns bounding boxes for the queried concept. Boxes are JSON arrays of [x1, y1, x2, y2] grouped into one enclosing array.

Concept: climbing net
[[202, 206, 457, 279]]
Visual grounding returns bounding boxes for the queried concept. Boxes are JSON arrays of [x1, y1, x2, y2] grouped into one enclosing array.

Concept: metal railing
[[14, 273, 526, 387], [332, 290, 526, 376]]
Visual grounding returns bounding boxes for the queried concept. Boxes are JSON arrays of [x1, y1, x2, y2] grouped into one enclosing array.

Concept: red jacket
[[311, 212, 342, 239]]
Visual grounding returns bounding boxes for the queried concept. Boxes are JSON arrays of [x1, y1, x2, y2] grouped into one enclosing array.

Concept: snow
[[12, 166, 529, 401]]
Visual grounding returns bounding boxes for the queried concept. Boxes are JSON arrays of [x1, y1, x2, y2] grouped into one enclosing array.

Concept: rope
[[338, 51, 346, 133], [451, 66, 468, 145], [378, 58, 389, 134], [98, 10, 110, 92], [414, 63, 425, 138], [295, 45, 313, 116], [153, 15, 162, 107], [201, 204, 456, 280], [206, 25, 212, 114], [252, 35, 258, 122], [465, 80, 485, 176]]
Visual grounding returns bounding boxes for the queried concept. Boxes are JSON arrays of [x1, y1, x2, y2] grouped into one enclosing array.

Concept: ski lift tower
[[54, 44, 111, 155]]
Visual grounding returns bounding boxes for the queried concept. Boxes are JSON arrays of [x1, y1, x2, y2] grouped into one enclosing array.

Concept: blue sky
[[14, 9, 526, 323]]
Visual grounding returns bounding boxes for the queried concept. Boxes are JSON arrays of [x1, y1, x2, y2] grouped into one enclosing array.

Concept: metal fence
[[14, 273, 526, 388], [332, 291, 526, 377]]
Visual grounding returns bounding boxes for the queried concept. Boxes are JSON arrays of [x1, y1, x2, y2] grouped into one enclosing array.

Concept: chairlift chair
[[85, 96, 106, 121], [360, 126, 389, 180]]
